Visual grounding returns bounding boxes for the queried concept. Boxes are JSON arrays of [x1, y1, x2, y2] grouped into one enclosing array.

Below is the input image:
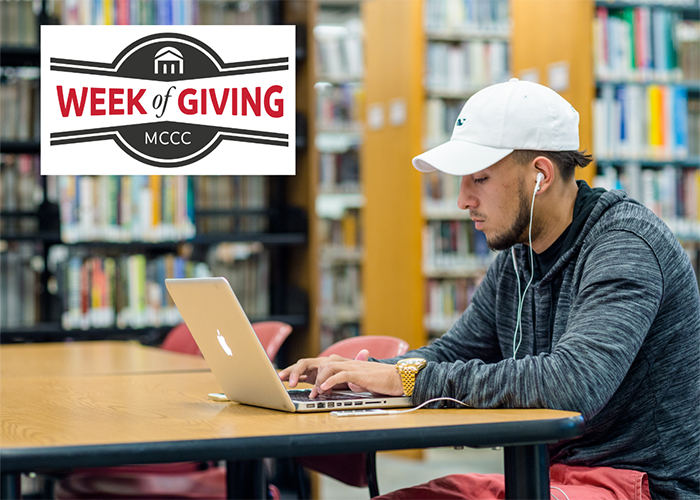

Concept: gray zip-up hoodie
[[381, 188, 700, 498]]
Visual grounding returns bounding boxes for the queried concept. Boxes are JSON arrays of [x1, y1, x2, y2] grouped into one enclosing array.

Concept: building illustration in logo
[[154, 46, 184, 75]]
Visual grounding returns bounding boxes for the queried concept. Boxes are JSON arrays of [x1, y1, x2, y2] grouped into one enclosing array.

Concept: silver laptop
[[165, 277, 412, 413]]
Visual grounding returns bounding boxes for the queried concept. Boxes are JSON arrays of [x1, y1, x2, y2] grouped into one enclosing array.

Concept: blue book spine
[[674, 86, 688, 157]]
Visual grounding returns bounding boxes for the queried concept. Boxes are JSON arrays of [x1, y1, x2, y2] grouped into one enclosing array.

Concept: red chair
[[159, 321, 293, 362], [54, 322, 292, 500], [297, 335, 411, 498]]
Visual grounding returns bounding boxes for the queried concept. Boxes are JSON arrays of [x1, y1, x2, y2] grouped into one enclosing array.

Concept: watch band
[[395, 358, 427, 397]]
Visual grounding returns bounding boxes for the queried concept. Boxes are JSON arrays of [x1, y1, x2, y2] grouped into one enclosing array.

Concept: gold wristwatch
[[395, 358, 427, 397]]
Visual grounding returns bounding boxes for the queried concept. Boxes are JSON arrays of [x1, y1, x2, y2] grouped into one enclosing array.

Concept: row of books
[[56, 251, 210, 330], [423, 171, 463, 213], [319, 264, 362, 326], [595, 164, 700, 241], [55, 0, 197, 25], [422, 220, 491, 272], [195, 176, 268, 234], [0, 242, 41, 329], [424, 276, 480, 333], [319, 148, 360, 193], [319, 324, 360, 354], [594, 6, 699, 82], [58, 175, 196, 243], [316, 83, 364, 131], [0, 70, 40, 142], [314, 18, 364, 81], [0, 0, 38, 46], [319, 209, 362, 255], [424, 99, 467, 150], [424, 0, 509, 34], [206, 242, 270, 318], [0, 155, 42, 236], [425, 41, 509, 95], [593, 84, 695, 161], [197, 1, 273, 26]]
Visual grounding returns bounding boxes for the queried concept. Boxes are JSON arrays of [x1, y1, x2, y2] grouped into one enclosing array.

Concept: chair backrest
[[319, 335, 410, 360], [160, 323, 201, 356], [160, 321, 293, 362], [251, 321, 293, 361]]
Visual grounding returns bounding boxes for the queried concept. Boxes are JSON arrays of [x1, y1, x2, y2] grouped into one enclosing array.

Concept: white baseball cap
[[412, 78, 580, 176]]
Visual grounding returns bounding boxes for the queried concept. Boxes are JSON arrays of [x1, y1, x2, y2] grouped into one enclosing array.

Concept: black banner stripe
[[51, 124, 288, 140], [50, 63, 289, 80]]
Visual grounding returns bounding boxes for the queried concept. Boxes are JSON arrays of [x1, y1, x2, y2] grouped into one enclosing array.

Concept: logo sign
[[41, 26, 295, 175]]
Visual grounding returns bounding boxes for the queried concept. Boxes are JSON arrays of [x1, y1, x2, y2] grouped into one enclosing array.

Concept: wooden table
[[1, 370, 585, 499], [0, 340, 209, 377]]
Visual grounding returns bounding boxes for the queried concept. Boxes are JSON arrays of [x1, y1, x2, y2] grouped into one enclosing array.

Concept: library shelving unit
[[359, 0, 513, 352], [312, 1, 366, 351], [0, 1, 313, 354], [511, 0, 700, 282]]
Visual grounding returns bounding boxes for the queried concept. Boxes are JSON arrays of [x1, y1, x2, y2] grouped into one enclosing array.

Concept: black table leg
[[226, 460, 266, 500], [1, 473, 21, 500], [503, 444, 550, 500]]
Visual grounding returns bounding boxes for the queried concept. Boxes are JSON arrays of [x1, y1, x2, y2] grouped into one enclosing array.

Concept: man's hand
[[279, 349, 404, 398]]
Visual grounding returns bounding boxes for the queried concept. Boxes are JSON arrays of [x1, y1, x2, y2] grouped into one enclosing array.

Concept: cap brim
[[412, 140, 513, 176]]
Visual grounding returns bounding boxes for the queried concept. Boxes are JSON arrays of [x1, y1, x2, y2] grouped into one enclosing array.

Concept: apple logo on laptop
[[217, 329, 233, 356]]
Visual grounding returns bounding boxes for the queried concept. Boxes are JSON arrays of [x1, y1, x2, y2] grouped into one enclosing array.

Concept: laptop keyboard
[[287, 389, 372, 402]]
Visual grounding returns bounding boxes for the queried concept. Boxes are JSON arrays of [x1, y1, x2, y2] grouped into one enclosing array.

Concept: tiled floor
[[319, 447, 504, 499]]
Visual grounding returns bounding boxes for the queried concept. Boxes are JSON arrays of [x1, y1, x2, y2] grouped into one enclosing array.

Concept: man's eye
[[473, 177, 487, 184]]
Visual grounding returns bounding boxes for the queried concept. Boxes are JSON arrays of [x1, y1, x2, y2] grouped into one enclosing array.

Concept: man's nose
[[458, 177, 476, 211]]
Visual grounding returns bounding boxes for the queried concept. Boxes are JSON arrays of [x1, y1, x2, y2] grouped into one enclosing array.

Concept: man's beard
[[484, 181, 537, 251]]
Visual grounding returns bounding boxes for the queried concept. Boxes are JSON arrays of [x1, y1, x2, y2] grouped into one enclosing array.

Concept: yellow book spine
[[648, 85, 662, 157], [342, 211, 358, 249], [695, 170, 700, 222], [104, 0, 114, 25], [150, 175, 162, 229]]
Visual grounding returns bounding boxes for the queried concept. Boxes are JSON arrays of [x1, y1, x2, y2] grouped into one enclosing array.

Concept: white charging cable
[[331, 397, 471, 417]]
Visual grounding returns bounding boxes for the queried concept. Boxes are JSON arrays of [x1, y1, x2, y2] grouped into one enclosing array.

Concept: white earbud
[[535, 172, 544, 192]]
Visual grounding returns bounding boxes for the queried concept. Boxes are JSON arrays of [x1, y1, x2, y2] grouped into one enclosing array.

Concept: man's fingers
[[354, 349, 370, 362]]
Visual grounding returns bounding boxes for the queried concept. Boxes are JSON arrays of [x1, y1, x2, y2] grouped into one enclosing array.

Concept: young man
[[280, 79, 700, 499]]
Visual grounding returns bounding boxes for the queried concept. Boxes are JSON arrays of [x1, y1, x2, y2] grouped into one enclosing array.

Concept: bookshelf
[[511, 0, 700, 284], [358, 0, 511, 351], [312, 1, 366, 351], [0, 0, 313, 350]]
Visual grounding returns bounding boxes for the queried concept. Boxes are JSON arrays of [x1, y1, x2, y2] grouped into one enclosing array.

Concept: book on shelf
[[594, 5, 700, 82], [0, 242, 41, 329], [0, 68, 40, 143], [690, 98, 700, 157], [314, 17, 363, 81], [0, 154, 42, 235], [320, 324, 360, 353], [422, 219, 492, 273], [315, 82, 364, 131], [594, 84, 694, 161], [319, 264, 362, 324], [318, 208, 362, 250], [318, 147, 360, 193], [425, 40, 509, 95], [424, 276, 481, 334], [206, 242, 270, 319], [58, 175, 196, 243], [0, 0, 38, 46], [424, 0, 510, 35], [194, 176, 268, 234], [51, 248, 211, 330]]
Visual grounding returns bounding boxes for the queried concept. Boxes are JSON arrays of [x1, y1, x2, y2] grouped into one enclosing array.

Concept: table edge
[[1, 415, 585, 472]]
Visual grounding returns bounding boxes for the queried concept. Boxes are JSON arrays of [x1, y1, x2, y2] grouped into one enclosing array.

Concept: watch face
[[399, 358, 426, 368]]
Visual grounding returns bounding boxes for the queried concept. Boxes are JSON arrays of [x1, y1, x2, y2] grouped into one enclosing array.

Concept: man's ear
[[532, 156, 555, 194]]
